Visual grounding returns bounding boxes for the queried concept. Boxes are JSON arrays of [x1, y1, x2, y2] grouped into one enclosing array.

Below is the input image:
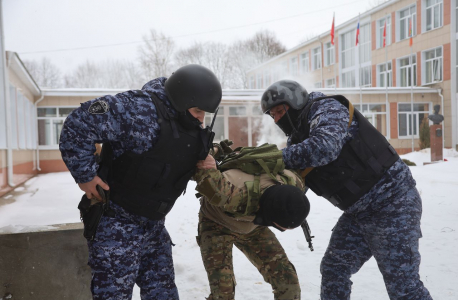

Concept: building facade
[[247, 0, 458, 153]]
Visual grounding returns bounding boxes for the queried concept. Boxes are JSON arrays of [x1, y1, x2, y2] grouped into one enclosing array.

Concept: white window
[[263, 70, 271, 87], [256, 73, 262, 89], [398, 55, 417, 87], [354, 104, 388, 136], [425, 0, 443, 32], [423, 47, 442, 84], [359, 23, 371, 64], [312, 47, 322, 70], [324, 42, 335, 66], [398, 103, 429, 138], [249, 76, 255, 89], [290, 57, 298, 76], [342, 71, 356, 88], [10, 85, 17, 149], [314, 82, 322, 88], [300, 52, 309, 74], [37, 107, 77, 148], [377, 62, 392, 87], [377, 16, 391, 48], [272, 66, 280, 82], [398, 5, 416, 41], [341, 30, 356, 87], [25, 100, 34, 149], [0, 85, 7, 148], [205, 107, 225, 142], [325, 78, 336, 88], [360, 66, 372, 87]]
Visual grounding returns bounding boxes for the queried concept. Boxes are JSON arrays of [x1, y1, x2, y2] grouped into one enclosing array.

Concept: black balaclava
[[254, 185, 310, 231], [177, 110, 203, 129], [275, 105, 302, 136]]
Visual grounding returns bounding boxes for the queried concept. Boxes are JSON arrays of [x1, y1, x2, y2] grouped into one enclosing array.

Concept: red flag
[[355, 15, 360, 46], [383, 20, 387, 47], [409, 19, 413, 46], [331, 13, 335, 45]]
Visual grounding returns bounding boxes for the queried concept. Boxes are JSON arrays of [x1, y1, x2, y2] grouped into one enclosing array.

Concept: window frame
[[376, 16, 392, 49], [37, 106, 78, 149], [340, 29, 356, 87], [263, 69, 271, 87], [256, 73, 262, 89], [397, 54, 417, 87], [354, 103, 389, 137], [422, 46, 443, 85], [312, 46, 322, 71], [300, 51, 309, 74], [397, 102, 431, 139], [325, 78, 336, 88], [424, 0, 443, 32], [397, 4, 417, 41], [376, 62, 392, 87], [324, 42, 335, 66]]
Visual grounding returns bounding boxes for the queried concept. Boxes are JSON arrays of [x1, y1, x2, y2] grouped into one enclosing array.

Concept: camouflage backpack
[[217, 143, 296, 215]]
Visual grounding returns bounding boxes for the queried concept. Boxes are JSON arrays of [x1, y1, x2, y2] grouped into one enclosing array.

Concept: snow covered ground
[[1, 148, 457, 299]]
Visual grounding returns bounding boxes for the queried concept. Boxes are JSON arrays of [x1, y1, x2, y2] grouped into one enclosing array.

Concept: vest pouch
[[116, 155, 167, 191], [173, 168, 196, 191]]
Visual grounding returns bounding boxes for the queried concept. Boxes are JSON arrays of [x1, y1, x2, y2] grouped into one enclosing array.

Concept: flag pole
[[332, 12, 337, 92], [384, 17, 390, 139], [409, 19, 414, 153], [357, 13, 362, 110]]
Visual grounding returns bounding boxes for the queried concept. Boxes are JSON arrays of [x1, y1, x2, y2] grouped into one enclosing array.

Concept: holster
[[77, 185, 111, 241]]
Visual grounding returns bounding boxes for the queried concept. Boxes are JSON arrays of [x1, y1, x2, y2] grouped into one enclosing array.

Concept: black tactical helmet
[[165, 64, 222, 113], [261, 80, 309, 114], [254, 185, 310, 230]]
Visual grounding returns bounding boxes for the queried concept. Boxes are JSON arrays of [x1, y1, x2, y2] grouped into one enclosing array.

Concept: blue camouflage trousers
[[320, 188, 432, 300], [87, 202, 179, 300]]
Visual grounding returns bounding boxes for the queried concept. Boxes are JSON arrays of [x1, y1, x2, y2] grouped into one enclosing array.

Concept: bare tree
[[23, 57, 62, 88], [65, 60, 103, 88], [138, 29, 175, 81], [244, 30, 287, 64]]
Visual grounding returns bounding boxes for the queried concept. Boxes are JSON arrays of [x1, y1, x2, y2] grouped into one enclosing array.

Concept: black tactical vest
[[295, 95, 399, 210], [103, 94, 204, 220]]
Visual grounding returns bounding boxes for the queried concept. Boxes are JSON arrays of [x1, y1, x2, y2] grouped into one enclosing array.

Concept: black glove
[[212, 139, 234, 161]]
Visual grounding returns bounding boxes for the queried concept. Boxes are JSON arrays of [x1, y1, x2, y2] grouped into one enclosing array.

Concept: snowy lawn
[[1, 148, 457, 299]]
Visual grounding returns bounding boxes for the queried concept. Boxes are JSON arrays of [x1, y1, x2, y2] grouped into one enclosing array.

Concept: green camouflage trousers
[[197, 213, 300, 300]]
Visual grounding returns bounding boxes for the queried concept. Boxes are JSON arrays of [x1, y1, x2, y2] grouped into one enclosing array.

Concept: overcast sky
[[3, 0, 380, 74]]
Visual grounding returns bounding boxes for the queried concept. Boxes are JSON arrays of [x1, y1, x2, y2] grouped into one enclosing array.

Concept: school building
[[247, 0, 458, 154]]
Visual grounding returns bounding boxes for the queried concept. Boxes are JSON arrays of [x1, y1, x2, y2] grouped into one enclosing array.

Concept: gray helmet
[[165, 64, 222, 113], [261, 80, 309, 114]]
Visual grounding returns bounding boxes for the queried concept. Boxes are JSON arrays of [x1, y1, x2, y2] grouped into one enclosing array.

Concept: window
[[17, 91, 26, 149], [249, 76, 255, 89], [314, 82, 322, 88], [272, 66, 280, 82], [0, 85, 7, 148], [325, 78, 336, 88], [281, 61, 288, 77], [342, 71, 356, 88], [37, 106, 77, 147], [377, 62, 392, 87], [377, 16, 391, 48], [312, 47, 322, 70], [263, 70, 271, 87], [324, 42, 335, 66], [398, 5, 417, 41], [398, 55, 417, 87], [341, 30, 356, 87], [300, 52, 309, 74], [423, 47, 442, 84], [398, 103, 429, 138], [360, 66, 372, 87], [354, 104, 388, 136], [229, 106, 246, 116], [10, 85, 17, 149], [256, 73, 262, 89], [425, 0, 443, 32], [359, 23, 371, 64], [205, 107, 225, 142], [290, 57, 298, 76]]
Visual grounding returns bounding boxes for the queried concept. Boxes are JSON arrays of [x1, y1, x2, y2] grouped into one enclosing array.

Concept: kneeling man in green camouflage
[[194, 144, 309, 300]]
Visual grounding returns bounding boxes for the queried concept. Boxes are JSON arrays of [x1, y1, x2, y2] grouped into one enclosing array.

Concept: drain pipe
[[438, 88, 444, 159], [34, 92, 44, 171]]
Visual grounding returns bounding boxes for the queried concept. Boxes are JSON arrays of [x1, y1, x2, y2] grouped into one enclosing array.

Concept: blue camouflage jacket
[[283, 92, 416, 214], [59, 77, 175, 184]]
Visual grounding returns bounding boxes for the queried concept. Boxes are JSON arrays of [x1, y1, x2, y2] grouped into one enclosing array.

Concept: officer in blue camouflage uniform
[[261, 80, 433, 300], [59, 65, 222, 300]]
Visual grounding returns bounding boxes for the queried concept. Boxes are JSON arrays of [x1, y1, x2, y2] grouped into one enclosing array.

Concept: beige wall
[[8, 72, 35, 103]]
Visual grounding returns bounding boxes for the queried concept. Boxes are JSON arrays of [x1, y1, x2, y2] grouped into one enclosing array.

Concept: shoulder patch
[[310, 116, 320, 130], [88, 100, 109, 114]]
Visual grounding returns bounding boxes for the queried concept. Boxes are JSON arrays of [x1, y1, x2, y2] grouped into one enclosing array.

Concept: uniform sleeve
[[283, 99, 350, 170], [59, 94, 136, 183], [194, 169, 245, 208]]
